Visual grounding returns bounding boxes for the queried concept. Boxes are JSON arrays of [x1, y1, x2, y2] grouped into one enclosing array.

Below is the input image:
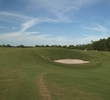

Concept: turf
[[0, 47, 110, 100]]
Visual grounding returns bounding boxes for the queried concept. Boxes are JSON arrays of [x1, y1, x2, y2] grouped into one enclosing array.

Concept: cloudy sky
[[0, 0, 110, 46]]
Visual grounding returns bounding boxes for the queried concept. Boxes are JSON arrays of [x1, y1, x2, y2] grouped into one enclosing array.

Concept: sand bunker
[[54, 59, 90, 64]]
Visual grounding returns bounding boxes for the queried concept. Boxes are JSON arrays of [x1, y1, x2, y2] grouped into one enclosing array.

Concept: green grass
[[0, 47, 110, 100]]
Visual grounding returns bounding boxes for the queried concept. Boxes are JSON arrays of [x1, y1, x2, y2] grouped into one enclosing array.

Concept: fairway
[[0, 48, 110, 100]]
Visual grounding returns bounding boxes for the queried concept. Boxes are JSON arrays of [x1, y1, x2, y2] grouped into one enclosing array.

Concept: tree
[[17, 45, 25, 48], [2, 44, 5, 47], [63, 45, 67, 48], [45, 45, 49, 47], [68, 45, 74, 49], [6, 44, 11, 47], [107, 37, 110, 51]]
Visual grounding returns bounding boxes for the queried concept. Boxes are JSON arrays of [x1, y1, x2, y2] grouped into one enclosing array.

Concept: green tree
[[68, 45, 74, 49], [107, 37, 110, 51]]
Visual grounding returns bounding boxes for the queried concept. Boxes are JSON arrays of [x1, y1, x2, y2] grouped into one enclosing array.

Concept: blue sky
[[0, 0, 110, 46]]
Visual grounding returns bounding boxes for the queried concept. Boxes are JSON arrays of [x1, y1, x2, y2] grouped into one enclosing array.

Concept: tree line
[[74, 37, 110, 51], [0, 37, 110, 51], [34, 37, 110, 51], [92, 37, 110, 51]]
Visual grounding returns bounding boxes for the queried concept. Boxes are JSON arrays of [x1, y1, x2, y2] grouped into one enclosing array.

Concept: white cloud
[[19, 35, 75, 46], [24, 0, 81, 22], [26, 0, 92, 12], [84, 24, 108, 33], [80, 22, 110, 44], [0, 11, 32, 22], [0, 16, 57, 45], [0, 29, 75, 46], [23, 32, 39, 35], [12, 27, 16, 30], [0, 25, 6, 29], [21, 19, 40, 32], [25, 0, 100, 21], [0, 12, 31, 19], [76, 35, 109, 45], [0, 0, 105, 46], [20, 17, 59, 33], [0, 11, 63, 44]]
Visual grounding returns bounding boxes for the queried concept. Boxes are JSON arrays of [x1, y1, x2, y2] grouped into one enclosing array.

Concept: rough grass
[[0, 47, 110, 100]]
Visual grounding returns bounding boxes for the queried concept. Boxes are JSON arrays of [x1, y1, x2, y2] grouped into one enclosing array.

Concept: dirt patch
[[38, 73, 52, 100], [54, 59, 90, 64]]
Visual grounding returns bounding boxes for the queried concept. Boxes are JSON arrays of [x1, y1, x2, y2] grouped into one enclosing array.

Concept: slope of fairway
[[36, 48, 101, 68], [0, 48, 110, 100]]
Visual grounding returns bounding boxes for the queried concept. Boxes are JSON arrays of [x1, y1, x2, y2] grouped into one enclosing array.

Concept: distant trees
[[107, 37, 110, 51], [68, 45, 74, 49], [92, 37, 110, 51], [0, 44, 12, 47], [0, 37, 110, 51], [0, 44, 33, 48], [6, 44, 11, 47], [17, 45, 33, 48], [71, 37, 110, 51], [17, 45, 25, 48]]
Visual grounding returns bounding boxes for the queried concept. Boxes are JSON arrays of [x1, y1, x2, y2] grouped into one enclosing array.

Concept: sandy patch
[[38, 73, 52, 100], [54, 59, 90, 64]]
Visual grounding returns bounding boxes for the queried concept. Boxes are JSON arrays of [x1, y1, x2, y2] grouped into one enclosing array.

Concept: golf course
[[0, 47, 110, 100]]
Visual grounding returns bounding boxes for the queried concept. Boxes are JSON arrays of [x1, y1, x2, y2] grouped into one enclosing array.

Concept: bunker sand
[[54, 59, 90, 64]]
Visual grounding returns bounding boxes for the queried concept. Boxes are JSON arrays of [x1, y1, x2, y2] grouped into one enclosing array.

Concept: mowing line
[[38, 73, 52, 100]]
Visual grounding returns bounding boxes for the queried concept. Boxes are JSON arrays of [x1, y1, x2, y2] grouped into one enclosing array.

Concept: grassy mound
[[36, 48, 101, 69]]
